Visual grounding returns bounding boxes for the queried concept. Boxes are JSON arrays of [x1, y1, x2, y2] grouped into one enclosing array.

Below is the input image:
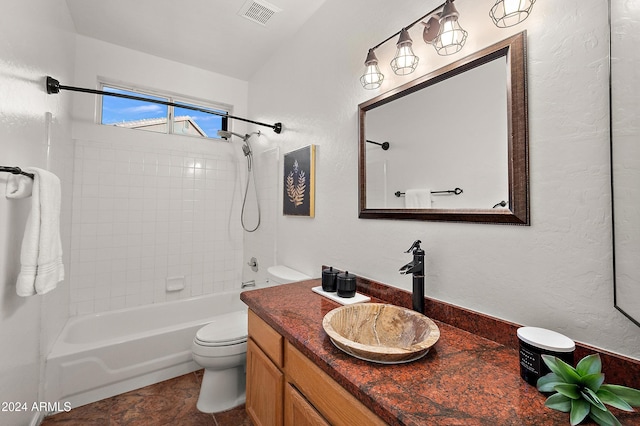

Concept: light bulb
[[439, 19, 456, 48], [490, 0, 536, 28], [360, 49, 384, 89], [503, 0, 523, 15], [362, 65, 383, 86], [390, 28, 419, 76], [433, 0, 468, 56]]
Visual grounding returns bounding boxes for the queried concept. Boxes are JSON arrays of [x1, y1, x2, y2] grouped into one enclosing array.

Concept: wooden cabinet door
[[285, 342, 387, 426], [284, 383, 330, 426], [246, 338, 284, 426]]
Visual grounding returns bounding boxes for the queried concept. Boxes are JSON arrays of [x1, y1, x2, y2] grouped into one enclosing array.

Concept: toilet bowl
[[192, 266, 310, 413], [191, 310, 248, 413]]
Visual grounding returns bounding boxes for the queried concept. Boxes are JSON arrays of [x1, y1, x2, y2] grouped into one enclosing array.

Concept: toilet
[[266, 265, 312, 286], [191, 310, 248, 413], [191, 265, 310, 413]]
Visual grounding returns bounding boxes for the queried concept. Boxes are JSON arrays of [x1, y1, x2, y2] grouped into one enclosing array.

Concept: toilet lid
[[195, 310, 248, 346]]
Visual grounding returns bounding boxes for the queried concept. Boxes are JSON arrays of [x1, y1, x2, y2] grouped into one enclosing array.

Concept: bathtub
[[44, 290, 249, 409]]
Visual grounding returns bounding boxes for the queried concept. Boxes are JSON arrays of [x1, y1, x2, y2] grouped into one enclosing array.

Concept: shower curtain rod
[[46, 76, 283, 134]]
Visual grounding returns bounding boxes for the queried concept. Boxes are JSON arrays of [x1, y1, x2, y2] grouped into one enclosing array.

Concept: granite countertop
[[241, 280, 638, 426]]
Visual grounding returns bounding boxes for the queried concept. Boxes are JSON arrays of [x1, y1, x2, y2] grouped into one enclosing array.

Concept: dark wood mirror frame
[[358, 31, 529, 225]]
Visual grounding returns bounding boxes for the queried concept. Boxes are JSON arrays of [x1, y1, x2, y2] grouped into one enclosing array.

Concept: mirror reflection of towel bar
[[395, 188, 463, 197], [366, 140, 390, 150]]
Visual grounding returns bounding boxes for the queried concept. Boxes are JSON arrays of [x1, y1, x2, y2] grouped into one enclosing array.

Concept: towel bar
[[395, 188, 463, 197], [0, 166, 34, 180]]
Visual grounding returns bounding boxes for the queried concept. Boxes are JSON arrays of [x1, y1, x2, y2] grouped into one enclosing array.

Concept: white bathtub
[[44, 290, 248, 409]]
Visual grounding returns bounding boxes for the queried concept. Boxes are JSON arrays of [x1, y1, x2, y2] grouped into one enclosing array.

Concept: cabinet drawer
[[285, 342, 386, 426], [248, 309, 284, 368]]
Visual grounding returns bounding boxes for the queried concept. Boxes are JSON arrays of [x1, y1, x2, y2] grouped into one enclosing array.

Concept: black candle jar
[[321, 266, 338, 292], [336, 271, 356, 298]]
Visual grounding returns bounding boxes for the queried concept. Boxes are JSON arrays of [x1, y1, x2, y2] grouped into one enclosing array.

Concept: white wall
[[0, 2, 75, 425], [249, 0, 640, 360], [69, 36, 251, 314]]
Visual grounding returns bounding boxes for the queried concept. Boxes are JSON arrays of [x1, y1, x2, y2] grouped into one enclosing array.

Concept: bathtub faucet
[[241, 280, 256, 289]]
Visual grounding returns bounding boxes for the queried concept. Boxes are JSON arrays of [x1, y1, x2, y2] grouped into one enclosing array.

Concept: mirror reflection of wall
[[366, 57, 508, 210], [611, 0, 640, 326]]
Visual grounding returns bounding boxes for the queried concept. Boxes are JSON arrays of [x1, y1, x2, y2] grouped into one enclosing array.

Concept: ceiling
[[65, 0, 326, 81]]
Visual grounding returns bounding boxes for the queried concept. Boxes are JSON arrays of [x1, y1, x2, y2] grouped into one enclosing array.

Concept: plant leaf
[[596, 388, 634, 412], [581, 387, 607, 411], [555, 383, 581, 400], [542, 355, 581, 384], [580, 373, 605, 392], [537, 373, 565, 392], [589, 404, 622, 426], [600, 384, 640, 407], [545, 393, 572, 412], [576, 354, 602, 376], [570, 398, 590, 425]]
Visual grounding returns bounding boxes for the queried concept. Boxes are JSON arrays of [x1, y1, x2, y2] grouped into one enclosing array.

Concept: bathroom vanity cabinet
[[246, 309, 385, 426], [241, 279, 640, 425]]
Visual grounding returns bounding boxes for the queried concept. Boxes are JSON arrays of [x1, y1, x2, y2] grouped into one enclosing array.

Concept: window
[[100, 84, 229, 139]]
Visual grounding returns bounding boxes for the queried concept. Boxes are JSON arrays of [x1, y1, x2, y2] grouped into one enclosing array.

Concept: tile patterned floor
[[40, 370, 251, 426]]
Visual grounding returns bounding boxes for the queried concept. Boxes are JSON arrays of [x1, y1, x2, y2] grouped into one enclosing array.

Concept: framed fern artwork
[[283, 145, 316, 217]]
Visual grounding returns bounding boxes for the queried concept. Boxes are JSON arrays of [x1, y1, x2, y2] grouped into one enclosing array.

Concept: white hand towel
[[405, 189, 432, 208], [8, 168, 65, 296]]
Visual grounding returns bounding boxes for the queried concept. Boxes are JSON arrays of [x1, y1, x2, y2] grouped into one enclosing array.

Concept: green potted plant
[[537, 354, 640, 425]]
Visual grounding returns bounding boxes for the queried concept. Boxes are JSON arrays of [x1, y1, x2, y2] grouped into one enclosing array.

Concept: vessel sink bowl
[[322, 303, 440, 364]]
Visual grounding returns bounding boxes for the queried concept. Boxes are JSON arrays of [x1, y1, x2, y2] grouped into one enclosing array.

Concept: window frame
[[97, 81, 231, 140]]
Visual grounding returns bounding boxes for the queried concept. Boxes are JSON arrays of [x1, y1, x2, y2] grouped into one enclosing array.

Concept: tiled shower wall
[[69, 136, 243, 315]]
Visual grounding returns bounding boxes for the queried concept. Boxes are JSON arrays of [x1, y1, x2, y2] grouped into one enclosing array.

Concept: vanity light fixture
[[390, 28, 419, 75], [360, 49, 385, 89], [359, 0, 468, 90], [489, 0, 536, 28], [433, 0, 468, 56]]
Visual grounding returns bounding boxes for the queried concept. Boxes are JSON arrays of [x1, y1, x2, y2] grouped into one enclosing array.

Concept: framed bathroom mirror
[[358, 31, 529, 224], [611, 2, 640, 326]]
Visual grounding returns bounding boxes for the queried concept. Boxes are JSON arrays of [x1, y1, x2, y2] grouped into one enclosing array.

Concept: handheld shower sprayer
[[215, 129, 262, 232]]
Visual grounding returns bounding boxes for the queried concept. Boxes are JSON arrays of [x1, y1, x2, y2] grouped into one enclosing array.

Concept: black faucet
[[399, 240, 425, 314]]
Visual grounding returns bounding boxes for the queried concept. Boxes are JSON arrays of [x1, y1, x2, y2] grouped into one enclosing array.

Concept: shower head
[[217, 130, 246, 140]]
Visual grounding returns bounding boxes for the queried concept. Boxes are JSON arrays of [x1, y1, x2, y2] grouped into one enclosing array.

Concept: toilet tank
[[267, 265, 311, 285]]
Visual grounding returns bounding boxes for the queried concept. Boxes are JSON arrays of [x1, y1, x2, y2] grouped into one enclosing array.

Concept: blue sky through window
[[101, 86, 226, 138], [175, 102, 226, 138], [101, 87, 167, 124]]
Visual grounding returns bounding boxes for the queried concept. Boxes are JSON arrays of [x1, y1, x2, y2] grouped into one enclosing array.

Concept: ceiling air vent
[[238, 0, 282, 26]]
